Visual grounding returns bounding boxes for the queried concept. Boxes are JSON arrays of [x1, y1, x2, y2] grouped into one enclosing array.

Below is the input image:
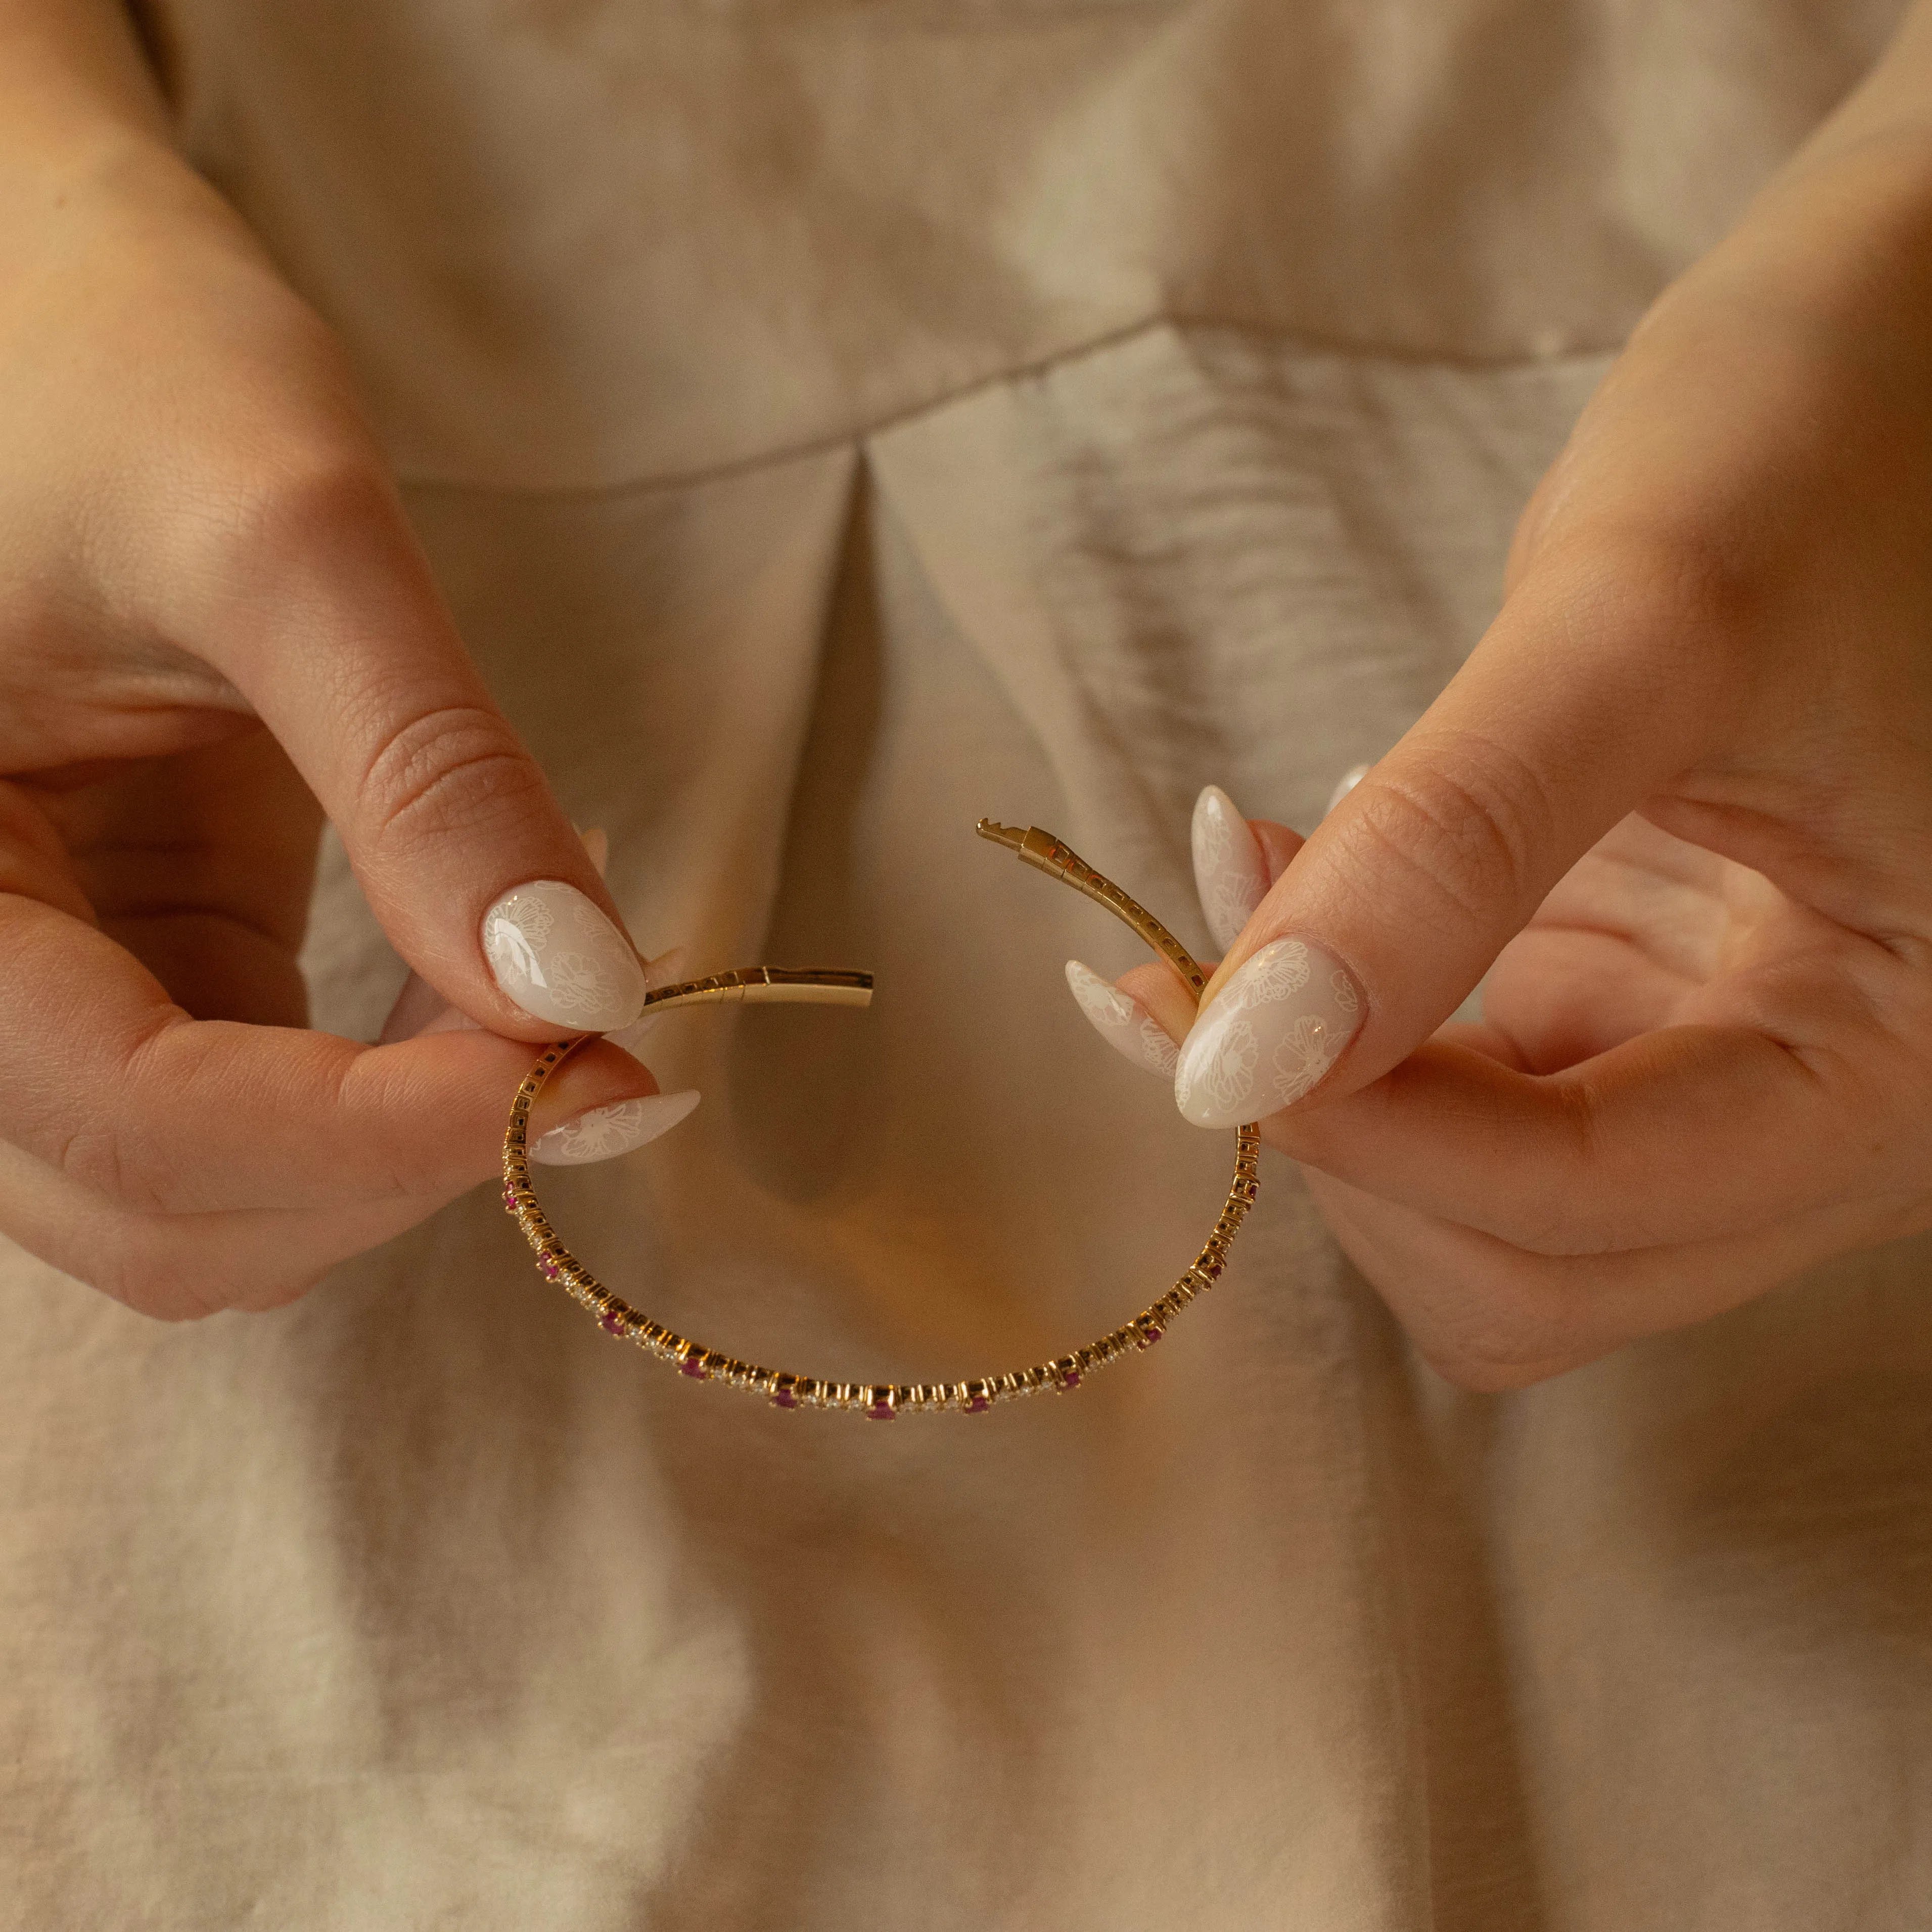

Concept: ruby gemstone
[[680, 1358, 708, 1379], [964, 1397, 991, 1414], [771, 1389, 799, 1409], [538, 1257, 561, 1280], [598, 1311, 625, 1335], [865, 1401, 896, 1420]]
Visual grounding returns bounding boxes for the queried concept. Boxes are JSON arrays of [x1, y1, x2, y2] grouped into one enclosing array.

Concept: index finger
[[1268, 988, 1926, 1256], [0, 887, 655, 1221]]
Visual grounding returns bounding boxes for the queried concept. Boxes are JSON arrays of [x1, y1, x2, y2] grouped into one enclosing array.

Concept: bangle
[[501, 819, 1261, 1418]]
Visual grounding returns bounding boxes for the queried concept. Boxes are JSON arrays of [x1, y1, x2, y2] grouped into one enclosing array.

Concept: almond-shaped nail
[[530, 1090, 701, 1165], [1325, 764, 1370, 816], [1192, 785, 1270, 954], [1174, 937, 1362, 1127], [1065, 960, 1179, 1078], [481, 880, 648, 1031]]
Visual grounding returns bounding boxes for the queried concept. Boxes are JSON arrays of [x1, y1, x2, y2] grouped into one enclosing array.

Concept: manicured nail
[[1325, 764, 1370, 816], [1192, 784, 1270, 954], [645, 945, 689, 989], [1174, 937, 1363, 1127], [481, 880, 648, 1030], [607, 945, 691, 1053], [1065, 960, 1178, 1078], [530, 1090, 701, 1165]]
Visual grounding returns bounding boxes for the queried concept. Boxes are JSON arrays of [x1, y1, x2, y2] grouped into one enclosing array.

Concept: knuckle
[[94, 1228, 219, 1322], [356, 703, 547, 850], [51, 1017, 190, 1215], [1544, 521, 1764, 691], [1346, 740, 1557, 937], [181, 440, 397, 593], [253, 446, 395, 549], [1621, 524, 1767, 643], [52, 1121, 153, 1212], [48, 1181, 323, 1322]]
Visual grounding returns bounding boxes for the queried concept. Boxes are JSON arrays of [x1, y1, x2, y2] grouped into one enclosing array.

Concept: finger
[[378, 821, 612, 1044], [1268, 981, 1926, 1254], [1476, 815, 1775, 1072], [154, 450, 647, 1038], [1064, 960, 1180, 1077], [0, 880, 663, 1222], [1174, 558, 1720, 1128], [1251, 817, 1305, 884], [0, 1037, 676, 1318], [1073, 802, 1305, 1072], [1073, 804, 1307, 1075], [1303, 1164, 1912, 1391], [40, 728, 322, 1026]]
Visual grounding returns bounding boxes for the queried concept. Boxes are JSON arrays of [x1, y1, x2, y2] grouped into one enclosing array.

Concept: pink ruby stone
[[598, 1311, 625, 1335], [680, 1358, 708, 1378], [1138, 1327, 1164, 1348], [965, 1397, 991, 1414], [1059, 1370, 1082, 1390], [771, 1389, 799, 1409], [538, 1257, 561, 1280], [865, 1400, 896, 1420]]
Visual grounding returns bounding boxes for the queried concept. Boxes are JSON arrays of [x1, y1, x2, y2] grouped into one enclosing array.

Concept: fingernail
[[530, 1089, 701, 1165], [1325, 764, 1370, 817], [606, 945, 691, 1053], [481, 881, 648, 1030], [1192, 784, 1270, 954], [418, 1004, 481, 1036], [1174, 937, 1363, 1127], [1065, 960, 1179, 1078], [645, 945, 689, 989]]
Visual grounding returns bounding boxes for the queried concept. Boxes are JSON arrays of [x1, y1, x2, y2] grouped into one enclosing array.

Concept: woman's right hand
[[0, 1, 671, 1317]]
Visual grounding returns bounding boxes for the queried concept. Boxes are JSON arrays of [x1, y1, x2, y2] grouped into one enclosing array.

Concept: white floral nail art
[[1174, 937, 1364, 1128], [1065, 960, 1180, 1078], [1192, 785, 1271, 955], [530, 1090, 701, 1166], [1233, 940, 1310, 1008], [481, 880, 648, 1031]]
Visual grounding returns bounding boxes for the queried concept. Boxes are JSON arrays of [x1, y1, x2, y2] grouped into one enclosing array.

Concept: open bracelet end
[[503, 821, 1259, 1418]]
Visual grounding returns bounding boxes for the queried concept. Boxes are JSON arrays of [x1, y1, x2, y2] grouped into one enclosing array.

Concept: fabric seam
[[394, 311, 1619, 505]]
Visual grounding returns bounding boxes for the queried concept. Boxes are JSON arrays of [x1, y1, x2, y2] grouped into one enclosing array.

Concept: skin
[[1120, 10, 1932, 1389], [0, 1, 661, 1316], [9, 6, 1932, 1372]]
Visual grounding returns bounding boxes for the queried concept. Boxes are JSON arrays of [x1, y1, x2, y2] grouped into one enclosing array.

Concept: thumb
[[1173, 560, 1718, 1127], [190, 463, 648, 1039]]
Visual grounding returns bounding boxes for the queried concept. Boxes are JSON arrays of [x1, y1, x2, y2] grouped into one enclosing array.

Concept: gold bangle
[[501, 819, 1261, 1418]]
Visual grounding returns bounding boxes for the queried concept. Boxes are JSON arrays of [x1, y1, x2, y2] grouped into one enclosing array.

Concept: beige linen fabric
[[5, 3, 1930, 1925]]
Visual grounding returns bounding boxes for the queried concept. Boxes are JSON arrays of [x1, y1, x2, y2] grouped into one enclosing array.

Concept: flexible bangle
[[501, 819, 1261, 1418]]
